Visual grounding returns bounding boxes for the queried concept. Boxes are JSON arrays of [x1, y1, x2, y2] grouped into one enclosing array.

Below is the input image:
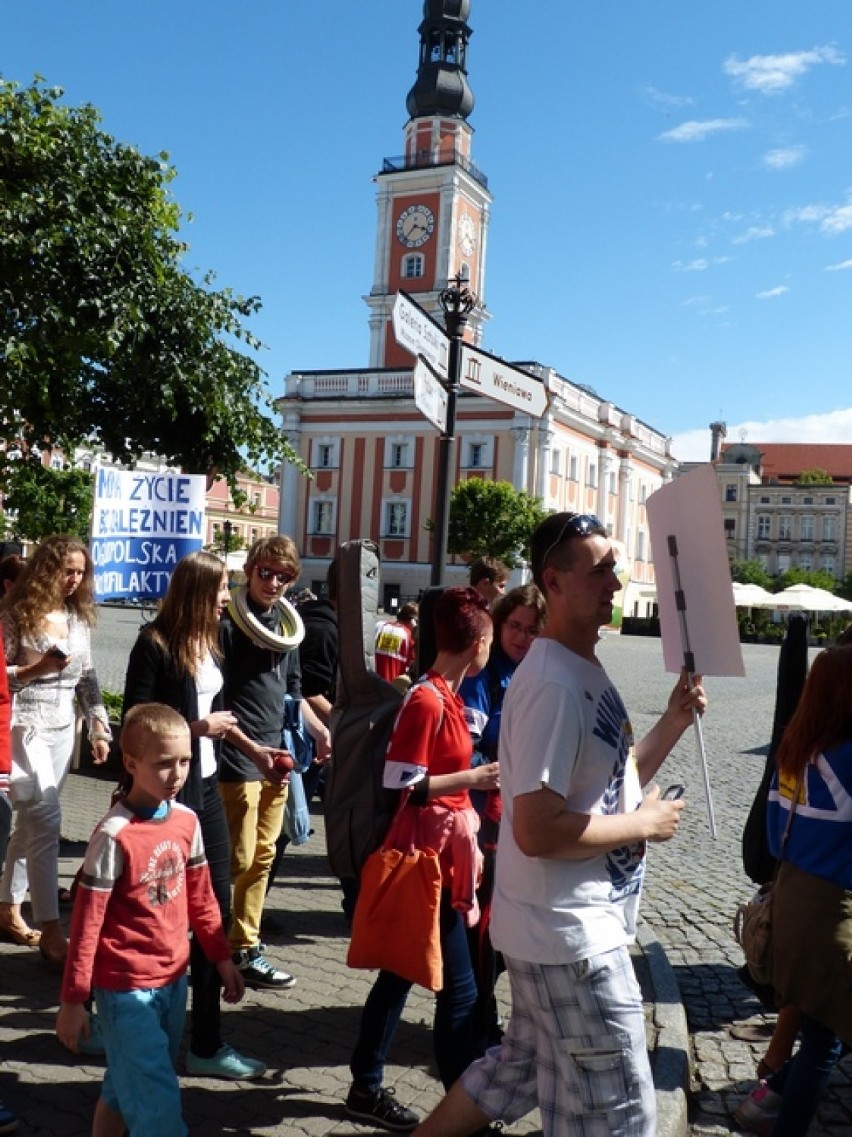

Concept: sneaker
[[77, 1011, 106, 1057], [733, 1080, 782, 1136], [0, 1102, 17, 1135], [185, 1044, 266, 1080], [345, 1086, 419, 1132], [233, 946, 296, 990]]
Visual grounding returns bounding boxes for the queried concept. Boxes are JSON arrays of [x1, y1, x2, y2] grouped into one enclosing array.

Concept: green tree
[[795, 468, 833, 485], [208, 527, 246, 557], [0, 78, 300, 500], [837, 572, 852, 602], [730, 559, 773, 589], [775, 566, 837, 593], [446, 478, 547, 568], [0, 461, 93, 542]]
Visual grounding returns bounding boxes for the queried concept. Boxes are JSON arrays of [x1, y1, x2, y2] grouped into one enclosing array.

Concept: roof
[[720, 442, 852, 483]]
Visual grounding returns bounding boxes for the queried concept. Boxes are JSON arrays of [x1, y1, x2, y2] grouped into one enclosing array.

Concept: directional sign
[[460, 344, 549, 418], [413, 357, 448, 432], [392, 291, 449, 379]]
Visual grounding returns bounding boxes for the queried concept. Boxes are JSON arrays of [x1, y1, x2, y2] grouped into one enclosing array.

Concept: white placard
[[460, 344, 549, 417], [413, 357, 448, 432], [392, 291, 449, 379]]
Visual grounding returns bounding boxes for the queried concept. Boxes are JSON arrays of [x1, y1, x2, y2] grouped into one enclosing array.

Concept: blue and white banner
[[91, 466, 206, 601]]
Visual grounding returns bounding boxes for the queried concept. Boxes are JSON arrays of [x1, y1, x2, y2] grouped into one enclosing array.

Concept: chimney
[[709, 421, 727, 461]]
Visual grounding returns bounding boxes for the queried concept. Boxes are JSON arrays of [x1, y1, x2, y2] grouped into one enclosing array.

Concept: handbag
[[346, 793, 443, 991], [733, 772, 801, 986]]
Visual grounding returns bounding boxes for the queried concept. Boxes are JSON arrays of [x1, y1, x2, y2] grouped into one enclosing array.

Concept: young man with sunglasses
[[412, 512, 707, 1137], [218, 535, 303, 990]]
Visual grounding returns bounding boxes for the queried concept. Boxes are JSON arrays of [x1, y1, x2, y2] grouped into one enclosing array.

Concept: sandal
[[0, 904, 41, 947]]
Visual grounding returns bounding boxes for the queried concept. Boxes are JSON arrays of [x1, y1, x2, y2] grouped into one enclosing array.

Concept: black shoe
[[345, 1086, 419, 1132], [233, 947, 296, 990]]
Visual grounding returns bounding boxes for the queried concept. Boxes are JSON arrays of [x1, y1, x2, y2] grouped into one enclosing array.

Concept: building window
[[725, 484, 737, 502], [724, 518, 736, 536], [569, 455, 578, 482], [587, 461, 597, 489], [550, 449, 561, 475], [822, 557, 836, 576], [823, 516, 837, 541], [825, 496, 837, 505], [313, 441, 337, 469], [799, 553, 812, 571], [777, 553, 791, 572], [311, 500, 334, 535], [609, 472, 616, 496], [389, 442, 409, 468], [468, 442, 484, 468], [403, 254, 424, 279], [51, 456, 63, 470], [800, 515, 814, 541], [778, 516, 792, 540], [759, 496, 770, 504], [757, 515, 770, 539], [780, 496, 792, 504], [639, 483, 647, 504], [385, 501, 409, 537], [636, 531, 645, 562], [803, 496, 813, 505]]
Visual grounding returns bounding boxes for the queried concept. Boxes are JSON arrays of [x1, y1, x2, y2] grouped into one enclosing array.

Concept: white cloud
[[672, 408, 852, 462], [786, 199, 852, 234], [826, 258, 852, 272], [763, 145, 807, 170], [732, 225, 774, 244], [723, 46, 845, 95], [673, 256, 732, 272], [756, 285, 789, 299], [658, 118, 748, 143], [642, 86, 695, 109]]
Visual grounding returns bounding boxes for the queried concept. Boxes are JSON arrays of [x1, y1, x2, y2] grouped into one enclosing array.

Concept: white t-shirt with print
[[490, 637, 645, 964]]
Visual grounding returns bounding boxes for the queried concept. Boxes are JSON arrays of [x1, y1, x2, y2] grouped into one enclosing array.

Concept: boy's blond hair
[[120, 703, 190, 759]]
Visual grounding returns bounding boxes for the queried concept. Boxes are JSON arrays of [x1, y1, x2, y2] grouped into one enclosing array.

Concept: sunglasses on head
[[256, 566, 295, 586], [541, 513, 607, 568]]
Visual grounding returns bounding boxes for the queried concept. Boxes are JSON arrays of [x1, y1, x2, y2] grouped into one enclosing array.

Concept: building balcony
[[380, 150, 489, 191], [282, 370, 414, 401]]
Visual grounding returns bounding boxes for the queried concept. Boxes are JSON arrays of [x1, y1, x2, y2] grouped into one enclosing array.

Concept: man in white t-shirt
[[412, 512, 707, 1137]]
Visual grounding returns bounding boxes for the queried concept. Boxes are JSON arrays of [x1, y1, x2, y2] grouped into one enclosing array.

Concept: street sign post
[[392, 291, 449, 379], [460, 344, 549, 417], [412, 357, 448, 432]]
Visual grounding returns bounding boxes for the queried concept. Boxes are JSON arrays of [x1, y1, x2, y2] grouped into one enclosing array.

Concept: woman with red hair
[[345, 587, 500, 1134]]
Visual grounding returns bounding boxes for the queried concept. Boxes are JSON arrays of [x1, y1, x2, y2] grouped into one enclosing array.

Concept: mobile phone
[[47, 645, 69, 662], [662, 783, 685, 801]]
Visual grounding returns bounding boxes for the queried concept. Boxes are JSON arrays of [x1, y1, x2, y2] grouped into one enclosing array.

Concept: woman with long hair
[[735, 644, 852, 1136], [459, 583, 546, 1048], [345, 586, 501, 1133], [0, 535, 111, 965], [122, 550, 275, 1083]]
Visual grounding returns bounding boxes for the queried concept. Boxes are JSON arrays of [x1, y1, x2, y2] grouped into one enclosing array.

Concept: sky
[[5, 1, 852, 463]]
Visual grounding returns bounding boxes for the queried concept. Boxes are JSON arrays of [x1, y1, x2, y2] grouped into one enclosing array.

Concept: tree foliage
[[729, 559, 773, 588], [0, 78, 299, 497], [775, 566, 837, 593], [447, 478, 547, 568], [0, 460, 93, 542], [795, 467, 833, 486]]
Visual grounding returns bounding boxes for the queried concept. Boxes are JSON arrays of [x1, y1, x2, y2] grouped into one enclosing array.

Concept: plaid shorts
[[461, 946, 655, 1137]]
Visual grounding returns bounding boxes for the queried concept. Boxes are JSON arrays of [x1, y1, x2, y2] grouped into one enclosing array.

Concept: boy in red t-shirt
[[56, 704, 244, 1137]]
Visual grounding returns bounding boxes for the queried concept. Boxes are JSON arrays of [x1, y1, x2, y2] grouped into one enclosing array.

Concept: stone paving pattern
[[0, 611, 849, 1134]]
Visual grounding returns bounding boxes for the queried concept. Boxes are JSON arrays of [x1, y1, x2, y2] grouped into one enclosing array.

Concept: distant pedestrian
[[468, 558, 509, 607], [412, 512, 706, 1137], [56, 703, 244, 1137], [374, 602, 418, 683]]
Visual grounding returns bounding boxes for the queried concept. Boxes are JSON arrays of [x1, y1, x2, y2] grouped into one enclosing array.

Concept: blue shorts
[[95, 975, 188, 1137]]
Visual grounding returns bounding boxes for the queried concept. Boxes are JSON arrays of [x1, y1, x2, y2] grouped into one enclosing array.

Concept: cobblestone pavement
[[0, 615, 849, 1135]]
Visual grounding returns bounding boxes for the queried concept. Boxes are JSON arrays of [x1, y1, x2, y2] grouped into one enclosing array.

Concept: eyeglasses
[[256, 566, 295, 586], [541, 514, 607, 568], [505, 619, 540, 639]]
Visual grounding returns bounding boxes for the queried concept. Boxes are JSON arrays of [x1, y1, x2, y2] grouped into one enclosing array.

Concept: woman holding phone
[[0, 536, 111, 965]]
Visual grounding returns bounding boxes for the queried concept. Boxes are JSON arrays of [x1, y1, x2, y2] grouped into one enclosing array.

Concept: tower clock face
[[458, 213, 476, 256], [396, 204, 434, 248]]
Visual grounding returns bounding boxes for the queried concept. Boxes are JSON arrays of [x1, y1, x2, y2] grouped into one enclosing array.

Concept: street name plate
[[413, 357, 448, 432], [392, 291, 449, 380], [460, 344, 549, 417]]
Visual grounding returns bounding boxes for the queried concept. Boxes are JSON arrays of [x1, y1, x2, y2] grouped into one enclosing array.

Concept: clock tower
[[366, 0, 493, 368]]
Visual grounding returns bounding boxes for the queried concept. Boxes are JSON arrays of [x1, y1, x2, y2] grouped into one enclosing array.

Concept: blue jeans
[[96, 976, 188, 1137], [350, 890, 479, 1092], [768, 1013, 844, 1137]]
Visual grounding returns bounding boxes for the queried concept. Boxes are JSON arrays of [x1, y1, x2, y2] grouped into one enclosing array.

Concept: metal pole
[[431, 275, 476, 587]]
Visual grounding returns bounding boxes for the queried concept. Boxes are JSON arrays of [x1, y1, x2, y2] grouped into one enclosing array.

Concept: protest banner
[[90, 466, 206, 601]]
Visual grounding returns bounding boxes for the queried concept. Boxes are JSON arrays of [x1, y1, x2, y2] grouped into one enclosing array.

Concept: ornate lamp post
[[431, 273, 477, 586], [221, 519, 232, 558]]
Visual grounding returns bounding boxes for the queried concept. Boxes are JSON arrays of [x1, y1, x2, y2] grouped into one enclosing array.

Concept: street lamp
[[430, 273, 477, 587], [222, 519, 232, 557]]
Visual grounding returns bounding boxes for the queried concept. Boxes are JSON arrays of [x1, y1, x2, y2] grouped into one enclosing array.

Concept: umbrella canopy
[[731, 582, 778, 609], [772, 583, 852, 613]]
